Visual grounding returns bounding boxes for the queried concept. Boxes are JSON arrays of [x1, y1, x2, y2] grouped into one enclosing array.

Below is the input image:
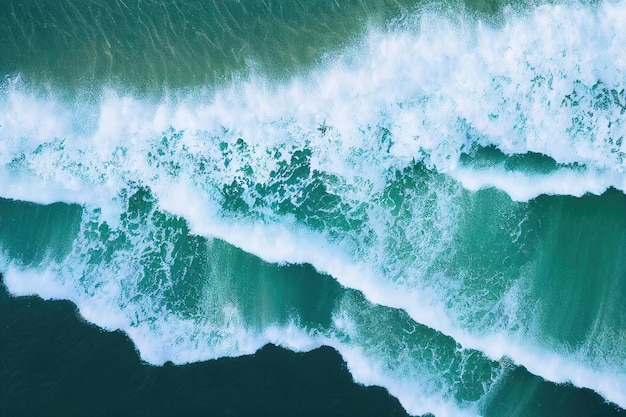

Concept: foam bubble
[[451, 166, 626, 200], [0, 227, 484, 417], [334, 344, 481, 417], [1, 1, 626, 201]]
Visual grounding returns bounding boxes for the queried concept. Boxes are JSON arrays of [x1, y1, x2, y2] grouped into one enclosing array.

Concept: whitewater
[[1, 1, 625, 416]]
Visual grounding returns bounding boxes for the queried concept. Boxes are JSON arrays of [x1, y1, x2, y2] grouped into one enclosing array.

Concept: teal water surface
[[1, 0, 625, 416]]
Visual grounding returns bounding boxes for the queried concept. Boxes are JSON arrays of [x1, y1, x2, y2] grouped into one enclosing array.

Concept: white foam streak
[[471, 334, 626, 407], [1, 2, 625, 200], [1, 0, 626, 412], [334, 344, 479, 417], [0, 257, 477, 417], [152, 190, 626, 408], [451, 167, 626, 200]]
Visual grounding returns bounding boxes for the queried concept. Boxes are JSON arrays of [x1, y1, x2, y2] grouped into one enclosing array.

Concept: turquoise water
[[1, 0, 625, 416]]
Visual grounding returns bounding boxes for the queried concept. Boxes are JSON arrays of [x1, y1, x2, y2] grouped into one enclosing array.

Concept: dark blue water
[[0, 279, 410, 417]]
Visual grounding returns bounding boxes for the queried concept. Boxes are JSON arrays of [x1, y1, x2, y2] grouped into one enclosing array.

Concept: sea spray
[[1, 0, 625, 415]]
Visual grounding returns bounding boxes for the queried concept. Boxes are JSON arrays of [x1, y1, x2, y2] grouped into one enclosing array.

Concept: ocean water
[[1, 0, 625, 416]]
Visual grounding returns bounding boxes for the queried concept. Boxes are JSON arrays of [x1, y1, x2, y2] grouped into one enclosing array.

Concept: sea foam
[[1, 0, 625, 413]]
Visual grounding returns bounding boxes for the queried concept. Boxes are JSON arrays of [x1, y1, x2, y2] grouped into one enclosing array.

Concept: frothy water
[[1, 1, 625, 415]]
